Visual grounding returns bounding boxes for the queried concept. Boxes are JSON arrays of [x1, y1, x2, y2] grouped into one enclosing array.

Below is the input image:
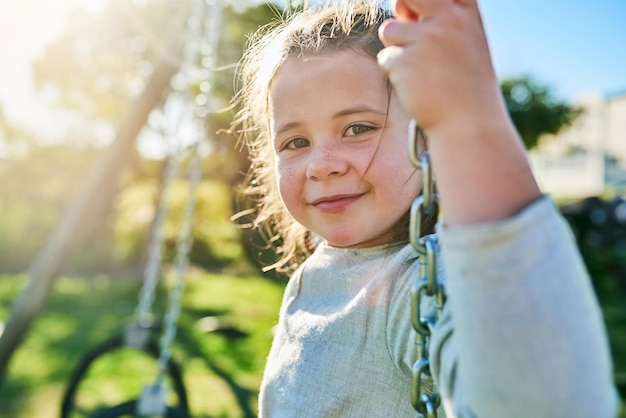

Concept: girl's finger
[[394, 0, 480, 21], [393, 0, 445, 20], [393, 0, 420, 21], [376, 45, 403, 78], [378, 20, 419, 47]]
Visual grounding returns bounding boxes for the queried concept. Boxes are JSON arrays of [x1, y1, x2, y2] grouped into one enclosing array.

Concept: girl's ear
[[392, 0, 421, 21]]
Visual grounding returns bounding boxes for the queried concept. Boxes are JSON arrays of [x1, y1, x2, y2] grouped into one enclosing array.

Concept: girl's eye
[[283, 137, 310, 150], [345, 124, 375, 136]]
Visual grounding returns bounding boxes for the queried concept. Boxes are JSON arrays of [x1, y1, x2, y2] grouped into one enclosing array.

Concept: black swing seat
[[60, 329, 190, 418]]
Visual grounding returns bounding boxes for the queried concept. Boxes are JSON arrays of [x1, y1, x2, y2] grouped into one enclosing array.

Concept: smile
[[310, 194, 364, 213]]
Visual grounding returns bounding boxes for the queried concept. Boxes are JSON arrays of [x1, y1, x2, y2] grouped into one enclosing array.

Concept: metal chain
[[131, 0, 209, 338], [154, 0, 223, 384], [408, 119, 446, 417], [155, 138, 203, 385], [132, 96, 184, 333], [136, 0, 223, 415]]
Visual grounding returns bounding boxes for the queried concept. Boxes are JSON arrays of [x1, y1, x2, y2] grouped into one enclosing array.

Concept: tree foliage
[[501, 76, 583, 150], [32, 0, 189, 122]]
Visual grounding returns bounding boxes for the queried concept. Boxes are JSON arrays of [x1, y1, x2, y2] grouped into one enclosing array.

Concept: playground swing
[[60, 1, 223, 416]]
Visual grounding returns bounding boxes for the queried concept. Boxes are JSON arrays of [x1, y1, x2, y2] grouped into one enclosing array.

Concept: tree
[[501, 76, 583, 150]]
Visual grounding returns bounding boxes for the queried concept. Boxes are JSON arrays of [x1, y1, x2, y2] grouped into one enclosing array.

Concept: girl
[[233, 0, 618, 417]]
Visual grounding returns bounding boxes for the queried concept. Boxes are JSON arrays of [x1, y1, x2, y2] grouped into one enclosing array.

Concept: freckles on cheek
[[276, 163, 298, 202]]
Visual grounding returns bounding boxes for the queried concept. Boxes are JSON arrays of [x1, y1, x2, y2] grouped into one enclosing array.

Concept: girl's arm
[[430, 197, 619, 418]]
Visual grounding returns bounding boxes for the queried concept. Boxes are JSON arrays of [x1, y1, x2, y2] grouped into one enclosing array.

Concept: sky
[[0, 0, 624, 140], [479, 0, 626, 100]]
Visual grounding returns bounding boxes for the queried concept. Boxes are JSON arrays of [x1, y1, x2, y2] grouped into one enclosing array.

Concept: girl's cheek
[[351, 142, 383, 172], [275, 158, 288, 179], [276, 161, 299, 196]]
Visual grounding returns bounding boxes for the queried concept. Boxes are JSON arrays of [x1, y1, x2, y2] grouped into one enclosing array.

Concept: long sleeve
[[430, 196, 619, 418]]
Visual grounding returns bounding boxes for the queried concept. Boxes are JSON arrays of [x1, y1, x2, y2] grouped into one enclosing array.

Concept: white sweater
[[258, 197, 618, 417]]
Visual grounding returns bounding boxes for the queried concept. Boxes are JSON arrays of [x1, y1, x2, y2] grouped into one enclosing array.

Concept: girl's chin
[[320, 236, 361, 248], [323, 235, 393, 249]]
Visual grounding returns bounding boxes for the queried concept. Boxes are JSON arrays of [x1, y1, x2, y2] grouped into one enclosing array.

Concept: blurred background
[[0, 0, 624, 417]]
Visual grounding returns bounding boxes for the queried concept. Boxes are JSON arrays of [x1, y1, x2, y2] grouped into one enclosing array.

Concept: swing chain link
[[154, 0, 223, 387], [408, 119, 446, 417], [136, 0, 223, 415]]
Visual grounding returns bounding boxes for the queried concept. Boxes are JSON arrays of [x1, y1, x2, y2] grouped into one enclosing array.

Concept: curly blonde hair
[[232, 1, 432, 273]]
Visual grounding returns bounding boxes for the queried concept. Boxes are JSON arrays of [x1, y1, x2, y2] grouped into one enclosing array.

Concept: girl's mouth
[[311, 194, 364, 213]]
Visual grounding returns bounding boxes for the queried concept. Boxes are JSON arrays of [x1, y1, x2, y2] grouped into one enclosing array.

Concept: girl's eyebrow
[[275, 121, 301, 136], [274, 105, 386, 135], [333, 105, 386, 119]]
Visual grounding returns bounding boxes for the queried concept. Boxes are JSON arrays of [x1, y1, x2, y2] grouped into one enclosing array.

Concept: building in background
[[530, 89, 626, 199]]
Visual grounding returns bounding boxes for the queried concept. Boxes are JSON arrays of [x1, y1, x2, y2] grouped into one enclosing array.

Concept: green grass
[[0, 269, 625, 417], [0, 270, 285, 418]]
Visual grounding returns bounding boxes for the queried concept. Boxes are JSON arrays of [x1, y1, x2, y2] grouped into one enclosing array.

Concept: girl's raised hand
[[378, 0, 502, 133], [379, 0, 541, 224]]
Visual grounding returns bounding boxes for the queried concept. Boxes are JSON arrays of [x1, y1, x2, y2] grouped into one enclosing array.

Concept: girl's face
[[268, 50, 421, 248]]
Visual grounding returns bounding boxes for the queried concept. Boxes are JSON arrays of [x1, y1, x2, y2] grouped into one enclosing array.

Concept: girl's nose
[[306, 145, 348, 181]]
